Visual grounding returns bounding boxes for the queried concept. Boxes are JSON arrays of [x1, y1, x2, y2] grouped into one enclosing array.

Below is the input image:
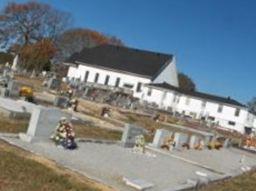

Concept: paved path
[[1, 135, 256, 191]]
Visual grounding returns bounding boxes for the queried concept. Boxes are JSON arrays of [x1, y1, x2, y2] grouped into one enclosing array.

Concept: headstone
[[121, 124, 145, 148], [189, 135, 200, 149], [54, 96, 69, 108], [47, 77, 61, 89], [151, 129, 172, 148], [3, 68, 10, 77], [174, 132, 189, 149], [7, 80, 20, 97], [204, 135, 213, 146], [123, 177, 154, 191], [19, 106, 71, 142], [223, 138, 231, 148], [0, 87, 8, 97], [195, 171, 209, 188]]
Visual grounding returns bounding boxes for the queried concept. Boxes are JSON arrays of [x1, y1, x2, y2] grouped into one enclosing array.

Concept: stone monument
[[151, 129, 172, 148], [54, 96, 69, 108], [189, 135, 200, 149], [7, 80, 20, 97], [121, 124, 145, 148], [174, 132, 189, 149], [47, 77, 61, 90], [19, 106, 71, 142]]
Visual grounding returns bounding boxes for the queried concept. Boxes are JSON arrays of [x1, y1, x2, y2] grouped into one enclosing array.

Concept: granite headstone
[[121, 124, 145, 148], [54, 96, 69, 108], [19, 106, 71, 142]]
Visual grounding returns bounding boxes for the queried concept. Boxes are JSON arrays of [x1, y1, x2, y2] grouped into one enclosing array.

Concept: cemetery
[[1, 60, 256, 191]]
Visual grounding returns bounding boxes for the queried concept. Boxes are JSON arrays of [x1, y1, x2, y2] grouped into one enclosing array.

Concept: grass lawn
[[199, 170, 256, 191], [0, 116, 28, 133], [14, 75, 44, 92], [74, 123, 122, 141], [0, 115, 121, 141], [0, 141, 114, 191]]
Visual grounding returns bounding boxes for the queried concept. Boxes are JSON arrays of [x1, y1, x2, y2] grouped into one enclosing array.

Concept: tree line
[[0, 0, 207, 95], [0, 1, 123, 71]]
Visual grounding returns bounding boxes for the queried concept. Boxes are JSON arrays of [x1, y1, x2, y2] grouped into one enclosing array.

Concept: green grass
[[0, 150, 100, 191]]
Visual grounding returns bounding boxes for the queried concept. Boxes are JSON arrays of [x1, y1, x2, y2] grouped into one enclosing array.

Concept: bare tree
[[56, 28, 124, 62], [0, 1, 71, 49]]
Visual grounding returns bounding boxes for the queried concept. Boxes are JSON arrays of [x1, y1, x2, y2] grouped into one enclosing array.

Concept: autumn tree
[[19, 39, 56, 72], [0, 52, 14, 65], [56, 28, 124, 61], [178, 72, 196, 91]]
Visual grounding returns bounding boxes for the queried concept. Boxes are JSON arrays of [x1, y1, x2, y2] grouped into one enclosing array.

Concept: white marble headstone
[[151, 129, 172, 148]]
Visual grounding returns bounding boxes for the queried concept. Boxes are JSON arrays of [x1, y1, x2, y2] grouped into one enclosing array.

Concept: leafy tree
[[248, 97, 256, 115], [178, 72, 196, 91], [56, 28, 124, 61]]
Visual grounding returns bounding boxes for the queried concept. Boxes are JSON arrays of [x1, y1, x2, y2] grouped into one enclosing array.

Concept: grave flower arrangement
[[51, 117, 77, 150]]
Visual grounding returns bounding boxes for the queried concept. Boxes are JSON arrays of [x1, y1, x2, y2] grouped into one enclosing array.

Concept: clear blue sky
[[1, 0, 255, 103]]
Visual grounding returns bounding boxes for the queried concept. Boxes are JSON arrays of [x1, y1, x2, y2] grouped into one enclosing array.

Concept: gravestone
[[54, 96, 69, 108], [223, 138, 231, 148], [121, 124, 145, 148], [19, 106, 71, 142], [174, 132, 189, 149], [0, 87, 8, 97], [204, 135, 214, 146], [123, 177, 154, 190], [151, 129, 172, 148], [7, 80, 20, 97], [47, 78, 61, 89], [189, 135, 200, 149], [3, 68, 10, 77]]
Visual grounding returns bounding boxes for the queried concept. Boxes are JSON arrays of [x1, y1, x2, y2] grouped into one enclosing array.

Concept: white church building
[[65, 45, 179, 98], [65, 45, 256, 134]]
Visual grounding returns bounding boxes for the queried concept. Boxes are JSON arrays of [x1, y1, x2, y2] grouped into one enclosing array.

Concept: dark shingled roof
[[66, 45, 173, 79], [147, 82, 245, 108]]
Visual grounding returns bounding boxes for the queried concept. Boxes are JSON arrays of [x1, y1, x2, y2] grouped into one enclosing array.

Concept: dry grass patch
[[14, 75, 44, 92], [74, 123, 122, 141], [0, 140, 114, 191], [0, 116, 28, 133], [199, 170, 256, 191]]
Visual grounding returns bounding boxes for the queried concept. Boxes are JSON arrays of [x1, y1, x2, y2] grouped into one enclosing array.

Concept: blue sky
[[1, 0, 255, 103]]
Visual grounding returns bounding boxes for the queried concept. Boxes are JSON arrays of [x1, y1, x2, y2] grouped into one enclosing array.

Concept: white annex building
[[65, 45, 256, 134], [141, 83, 255, 134]]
